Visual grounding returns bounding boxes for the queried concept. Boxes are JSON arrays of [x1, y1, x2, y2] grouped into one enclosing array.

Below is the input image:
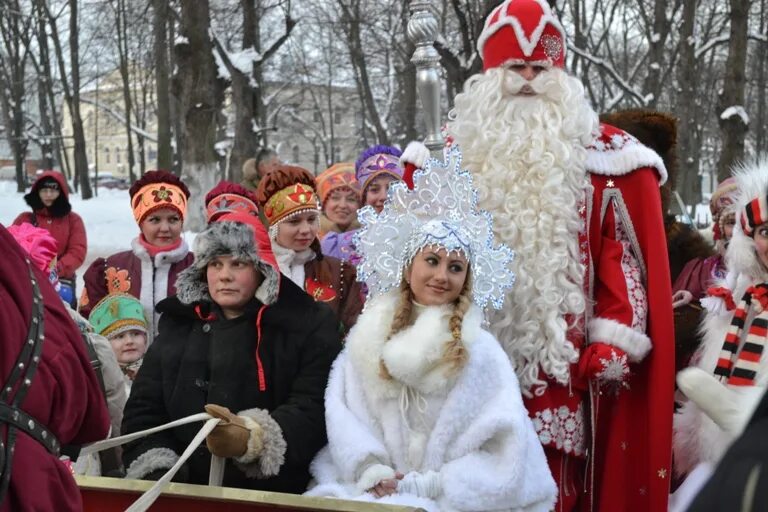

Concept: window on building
[[292, 145, 300, 163], [313, 111, 320, 122], [148, 147, 157, 161], [334, 110, 342, 125], [334, 146, 341, 162], [104, 147, 110, 164], [115, 148, 121, 164]]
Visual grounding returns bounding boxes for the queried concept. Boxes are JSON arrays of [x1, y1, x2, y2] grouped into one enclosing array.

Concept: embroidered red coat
[[523, 124, 675, 512], [78, 238, 194, 341]]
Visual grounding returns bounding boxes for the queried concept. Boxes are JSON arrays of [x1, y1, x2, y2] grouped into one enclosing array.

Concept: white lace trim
[[531, 403, 585, 456], [615, 210, 647, 332]]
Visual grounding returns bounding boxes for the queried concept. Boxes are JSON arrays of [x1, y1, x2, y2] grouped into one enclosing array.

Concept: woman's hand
[[369, 472, 404, 497], [672, 290, 694, 309]]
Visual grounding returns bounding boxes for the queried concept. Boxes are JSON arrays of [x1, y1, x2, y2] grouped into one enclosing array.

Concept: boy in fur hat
[[121, 212, 341, 493]]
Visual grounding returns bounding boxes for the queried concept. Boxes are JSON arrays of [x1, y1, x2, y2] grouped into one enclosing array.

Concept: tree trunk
[[339, 0, 390, 144], [54, 0, 92, 198], [756, 0, 766, 156], [0, 0, 31, 192], [228, 0, 260, 184], [676, 0, 702, 206], [35, 0, 70, 178], [174, 0, 225, 231], [154, 0, 173, 171], [115, 0, 137, 183], [641, 0, 672, 108], [715, 0, 750, 182]]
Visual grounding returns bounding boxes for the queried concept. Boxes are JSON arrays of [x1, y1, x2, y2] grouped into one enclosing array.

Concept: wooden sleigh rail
[[77, 475, 425, 512]]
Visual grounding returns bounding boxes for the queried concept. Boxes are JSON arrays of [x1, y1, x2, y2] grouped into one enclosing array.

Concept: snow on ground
[[0, 179, 196, 292]]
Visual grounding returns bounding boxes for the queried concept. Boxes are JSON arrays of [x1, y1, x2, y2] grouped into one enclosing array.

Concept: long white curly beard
[[448, 67, 600, 396]]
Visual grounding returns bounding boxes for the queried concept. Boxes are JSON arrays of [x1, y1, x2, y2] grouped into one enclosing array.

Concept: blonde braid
[[443, 276, 472, 373], [380, 279, 414, 380]]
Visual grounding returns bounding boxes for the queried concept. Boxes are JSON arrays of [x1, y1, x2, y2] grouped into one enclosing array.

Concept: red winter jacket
[[0, 225, 110, 512], [13, 171, 87, 279]]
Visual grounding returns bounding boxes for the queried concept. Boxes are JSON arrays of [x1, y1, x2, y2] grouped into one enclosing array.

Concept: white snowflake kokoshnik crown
[[355, 145, 515, 310]]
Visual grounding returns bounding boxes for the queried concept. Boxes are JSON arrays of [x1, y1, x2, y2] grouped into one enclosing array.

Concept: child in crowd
[[89, 293, 149, 393]]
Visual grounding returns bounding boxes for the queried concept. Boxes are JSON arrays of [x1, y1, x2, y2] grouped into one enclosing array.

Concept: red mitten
[[578, 343, 630, 383]]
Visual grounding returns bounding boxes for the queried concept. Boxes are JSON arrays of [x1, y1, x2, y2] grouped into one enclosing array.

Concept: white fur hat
[[725, 157, 768, 280]]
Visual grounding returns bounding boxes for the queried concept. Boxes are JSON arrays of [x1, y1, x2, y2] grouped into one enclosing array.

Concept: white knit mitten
[[677, 367, 765, 436], [397, 470, 441, 499]]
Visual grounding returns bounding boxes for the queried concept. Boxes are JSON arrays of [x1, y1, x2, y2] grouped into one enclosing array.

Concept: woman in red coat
[[79, 170, 194, 343], [0, 224, 110, 512], [13, 170, 87, 306]]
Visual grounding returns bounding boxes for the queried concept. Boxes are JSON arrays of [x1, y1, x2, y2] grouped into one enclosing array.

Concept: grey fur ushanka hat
[[175, 219, 280, 306]]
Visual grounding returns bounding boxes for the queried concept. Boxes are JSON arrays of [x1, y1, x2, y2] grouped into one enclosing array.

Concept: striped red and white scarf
[[714, 284, 768, 386]]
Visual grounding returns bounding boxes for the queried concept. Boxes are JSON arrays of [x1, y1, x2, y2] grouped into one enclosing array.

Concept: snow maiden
[[306, 148, 557, 512]]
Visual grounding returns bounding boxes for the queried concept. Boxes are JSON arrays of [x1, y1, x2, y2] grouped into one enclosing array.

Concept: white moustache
[[502, 69, 561, 99]]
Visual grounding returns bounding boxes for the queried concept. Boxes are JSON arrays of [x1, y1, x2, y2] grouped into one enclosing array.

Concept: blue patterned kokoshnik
[[354, 145, 515, 310]]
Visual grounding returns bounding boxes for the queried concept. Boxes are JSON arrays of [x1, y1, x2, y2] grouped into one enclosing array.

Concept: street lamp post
[[408, 0, 444, 154]]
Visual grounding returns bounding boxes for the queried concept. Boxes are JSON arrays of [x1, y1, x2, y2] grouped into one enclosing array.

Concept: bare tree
[[41, 0, 93, 197], [174, 0, 226, 230], [754, 0, 766, 155], [715, 0, 750, 182], [111, 0, 138, 183], [0, 1, 33, 192], [154, 0, 173, 171], [336, 0, 391, 144], [675, 0, 702, 205], [215, 0, 295, 183]]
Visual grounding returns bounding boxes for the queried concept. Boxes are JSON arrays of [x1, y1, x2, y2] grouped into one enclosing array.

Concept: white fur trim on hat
[[400, 141, 431, 170], [588, 317, 652, 362], [477, 0, 566, 59]]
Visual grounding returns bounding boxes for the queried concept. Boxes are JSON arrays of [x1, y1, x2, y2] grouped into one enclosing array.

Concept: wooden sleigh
[[77, 475, 424, 512]]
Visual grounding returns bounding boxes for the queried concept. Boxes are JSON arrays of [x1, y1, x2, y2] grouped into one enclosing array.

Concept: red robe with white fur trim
[[583, 124, 674, 511], [514, 124, 674, 512], [402, 126, 674, 511]]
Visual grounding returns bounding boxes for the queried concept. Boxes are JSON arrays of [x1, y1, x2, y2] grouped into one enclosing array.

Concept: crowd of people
[[3, 0, 768, 511]]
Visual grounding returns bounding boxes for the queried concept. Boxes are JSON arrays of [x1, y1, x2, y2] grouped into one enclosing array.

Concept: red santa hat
[[477, 0, 567, 71]]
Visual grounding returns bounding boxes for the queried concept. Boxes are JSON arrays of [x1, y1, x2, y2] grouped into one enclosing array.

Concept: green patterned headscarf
[[89, 293, 148, 338]]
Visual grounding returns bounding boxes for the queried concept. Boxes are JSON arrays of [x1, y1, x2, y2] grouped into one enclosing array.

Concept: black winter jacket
[[121, 278, 341, 493]]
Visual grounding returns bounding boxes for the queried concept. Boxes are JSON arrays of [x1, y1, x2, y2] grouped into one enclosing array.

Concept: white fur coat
[[674, 267, 768, 476], [306, 290, 556, 512]]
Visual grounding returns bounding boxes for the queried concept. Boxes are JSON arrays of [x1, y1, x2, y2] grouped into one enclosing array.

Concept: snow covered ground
[[0, 179, 196, 292]]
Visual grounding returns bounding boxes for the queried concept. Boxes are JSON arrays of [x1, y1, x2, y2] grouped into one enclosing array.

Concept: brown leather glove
[[205, 404, 255, 458]]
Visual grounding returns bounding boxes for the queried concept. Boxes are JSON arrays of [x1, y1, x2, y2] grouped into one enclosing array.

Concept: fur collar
[[271, 243, 315, 287], [346, 290, 484, 400], [586, 123, 668, 185], [131, 237, 190, 266]]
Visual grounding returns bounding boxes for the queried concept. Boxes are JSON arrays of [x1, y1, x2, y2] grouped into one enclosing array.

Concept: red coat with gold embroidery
[[78, 238, 194, 342], [303, 256, 363, 335], [523, 124, 675, 512]]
